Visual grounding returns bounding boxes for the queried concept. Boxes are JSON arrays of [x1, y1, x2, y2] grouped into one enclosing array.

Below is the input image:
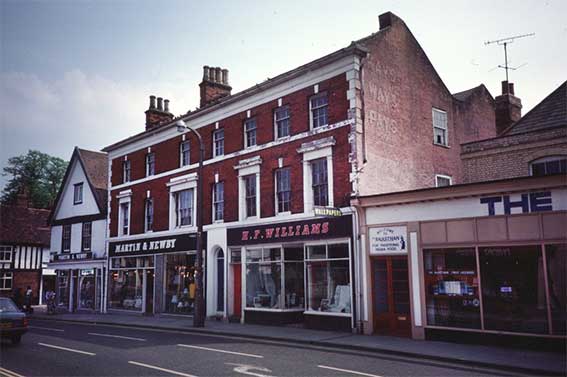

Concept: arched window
[[530, 156, 567, 176], [216, 248, 225, 313]]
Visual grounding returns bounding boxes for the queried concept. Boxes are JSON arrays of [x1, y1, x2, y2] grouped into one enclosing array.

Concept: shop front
[[107, 233, 204, 315], [48, 252, 106, 313], [357, 175, 567, 344], [227, 214, 356, 331]]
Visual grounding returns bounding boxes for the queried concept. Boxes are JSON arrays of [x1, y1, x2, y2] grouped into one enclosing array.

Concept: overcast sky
[[1, 0, 566, 188]]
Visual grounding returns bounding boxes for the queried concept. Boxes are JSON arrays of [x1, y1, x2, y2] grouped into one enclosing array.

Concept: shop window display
[[480, 246, 548, 334], [78, 269, 97, 310], [57, 271, 69, 307], [546, 244, 566, 335], [165, 253, 196, 314], [109, 270, 143, 310], [306, 243, 351, 314], [423, 248, 481, 329]]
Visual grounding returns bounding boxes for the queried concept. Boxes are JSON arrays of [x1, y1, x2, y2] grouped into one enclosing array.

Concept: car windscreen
[[0, 298, 19, 312]]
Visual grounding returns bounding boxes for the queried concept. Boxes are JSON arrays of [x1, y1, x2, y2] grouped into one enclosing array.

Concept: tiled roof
[[502, 81, 567, 136], [0, 204, 50, 246], [77, 148, 107, 190]]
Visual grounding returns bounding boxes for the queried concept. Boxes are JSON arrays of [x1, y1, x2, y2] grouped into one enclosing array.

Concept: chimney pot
[[495, 81, 522, 134], [508, 83, 515, 95], [157, 97, 163, 111], [203, 66, 210, 81], [216, 67, 222, 83], [222, 69, 229, 85], [164, 99, 170, 113], [149, 95, 156, 109], [501, 81, 509, 95]]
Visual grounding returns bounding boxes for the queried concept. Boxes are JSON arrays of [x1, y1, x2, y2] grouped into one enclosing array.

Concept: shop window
[[179, 141, 190, 167], [0, 271, 13, 290], [274, 105, 290, 139], [530, 156, 567, 176], [175, 189, 194, 227], [78, 269, 97, 310], [423, 248, 481, 329], [310, 93, 328, 129], [213, 182, 224, 222], [123, 160, 131, 183], [213, 129, 224, 157], [245, 246, 304, 310], [109, 270, 144, 311], [73, 183, 83, 204], [275, 167, 291, 214], [57, 271, 69, 307], [480, 246, 548, 334], [305, 242, 351, 314], [0, 245, 13, 263], [144, 198, 154, 232], [545, 244, 566, 335], [244, 118, 257, 148], [81, 222, 92, 251], [165, 253, 196, 315], [432, 108, 448, 146], [62, 224, 71, 252]]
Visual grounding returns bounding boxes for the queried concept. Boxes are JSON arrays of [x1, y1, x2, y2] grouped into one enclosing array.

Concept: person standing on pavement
[[24, 285, 33, 313]]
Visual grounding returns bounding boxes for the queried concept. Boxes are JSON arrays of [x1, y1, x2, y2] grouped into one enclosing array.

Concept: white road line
[[177, 344, 264, 358], [88, 332, 146, 341], [37, 342, 96, 356], [28, 326, 65, 332], [128, 361, 199, 377], [318, 365, 383, 377], [0, 366, 26, 377]]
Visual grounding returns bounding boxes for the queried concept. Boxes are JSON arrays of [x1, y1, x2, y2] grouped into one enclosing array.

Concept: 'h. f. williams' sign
[[109, 233, 203, 257], [227, 215, 352, 246]]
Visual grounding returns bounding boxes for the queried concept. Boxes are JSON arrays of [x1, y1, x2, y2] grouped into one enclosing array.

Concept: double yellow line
[[0, 366, 25, 377]]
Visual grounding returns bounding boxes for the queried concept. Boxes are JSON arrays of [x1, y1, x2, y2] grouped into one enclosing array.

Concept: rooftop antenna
[[485, 33, 535, 82]]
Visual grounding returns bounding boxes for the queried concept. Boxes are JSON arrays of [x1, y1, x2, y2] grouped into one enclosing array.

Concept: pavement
[[29, 306, 566, 376]]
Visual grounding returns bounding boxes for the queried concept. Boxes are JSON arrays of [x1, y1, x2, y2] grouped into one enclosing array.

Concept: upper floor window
[[62, 224, 71, 252], [0, 272, 13, 290], [310, 94, 328, 129], [81, 222, 92, 251], [120, 202, 130, 236], [275, 168, 291, 213], [146, 153, 155, 176], [213, 129, 224, 157], [175, 189, 193, 227], [0, 245, 13, 263], [73, 183, 83, 204], [311, 158, 328, 206], [435, 174, 452, 187], [244, 118, 257, 148], [433, 108, 448, 146], [145, 198, 154, 232], [274, 106, 290, 139], [530, 156, 567, 176], [180, 141, 190, 167], [213, 182, 224, 222], [123, 160, 131, 183], [244, 175, 257, 218]]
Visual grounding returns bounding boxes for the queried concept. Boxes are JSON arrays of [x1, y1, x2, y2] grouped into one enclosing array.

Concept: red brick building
[[102, 12, 496, 331]]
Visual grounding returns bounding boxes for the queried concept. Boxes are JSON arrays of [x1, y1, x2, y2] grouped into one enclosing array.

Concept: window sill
[[304, 310, 351, 317], [73, 201, 83, 205], [433, 142, 450, 149], [213, 219, 224, 224], [276, 211, 291, 217], [244, 308, 304, 312]]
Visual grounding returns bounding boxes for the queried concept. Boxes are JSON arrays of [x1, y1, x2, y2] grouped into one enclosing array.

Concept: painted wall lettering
[[480, 191, 552, 216]]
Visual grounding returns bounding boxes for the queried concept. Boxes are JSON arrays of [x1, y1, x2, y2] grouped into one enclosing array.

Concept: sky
[[1, 0, 566, 188]]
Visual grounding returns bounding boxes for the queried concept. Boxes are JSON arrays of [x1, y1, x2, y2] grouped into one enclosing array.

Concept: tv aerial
[[485, 33, 535, 82]]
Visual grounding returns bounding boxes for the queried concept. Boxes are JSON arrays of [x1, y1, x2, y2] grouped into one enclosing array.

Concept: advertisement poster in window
[[369, 226, 407, 255]]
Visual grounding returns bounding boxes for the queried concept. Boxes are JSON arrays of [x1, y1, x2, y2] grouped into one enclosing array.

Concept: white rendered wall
[[55, 159, 100, 220]]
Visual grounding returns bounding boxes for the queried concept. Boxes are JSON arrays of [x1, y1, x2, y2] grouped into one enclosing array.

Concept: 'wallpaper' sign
[[369, 226, 407, 255]]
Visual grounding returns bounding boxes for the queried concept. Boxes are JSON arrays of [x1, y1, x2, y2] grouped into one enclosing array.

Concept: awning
[[47, 259, 106, 270]]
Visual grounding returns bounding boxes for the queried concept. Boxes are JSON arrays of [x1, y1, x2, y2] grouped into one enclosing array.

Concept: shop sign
[[109, 233, 203, 257], [53, 252, 93, 261], [227, 215, 352, 246], [313, 207, 342, 217], [369, 226, 407, 255], [80, 269, 94, 276], [480, 191, 552, 216]]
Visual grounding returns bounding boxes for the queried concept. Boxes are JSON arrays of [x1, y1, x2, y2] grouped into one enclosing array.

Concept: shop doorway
[[372, 256, 411, 337], [216, 249, 225, 313], [145, 270, 154, 314]]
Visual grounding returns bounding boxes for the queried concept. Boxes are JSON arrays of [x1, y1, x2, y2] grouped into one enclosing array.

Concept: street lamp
[[176, 119, 205, 327]]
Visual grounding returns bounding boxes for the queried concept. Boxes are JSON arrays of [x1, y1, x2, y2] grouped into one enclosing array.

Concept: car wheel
[[11, 335, 22, 345]]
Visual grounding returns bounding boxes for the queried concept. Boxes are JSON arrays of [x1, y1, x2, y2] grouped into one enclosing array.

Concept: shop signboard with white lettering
[[108, 233, 205, 257], [369, 226, 407, 255]]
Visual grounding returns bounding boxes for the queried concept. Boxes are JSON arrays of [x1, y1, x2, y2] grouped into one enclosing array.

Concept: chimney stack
[[495, 80, 522, 134], [145, 95, 174, 131], [199, 65, 232, 108]]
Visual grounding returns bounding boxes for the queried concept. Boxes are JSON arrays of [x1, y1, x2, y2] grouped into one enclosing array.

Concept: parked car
[[0, 297, 28, 344]]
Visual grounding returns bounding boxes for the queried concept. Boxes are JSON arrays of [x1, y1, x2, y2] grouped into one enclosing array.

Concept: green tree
[[1, 150, 68, 209]]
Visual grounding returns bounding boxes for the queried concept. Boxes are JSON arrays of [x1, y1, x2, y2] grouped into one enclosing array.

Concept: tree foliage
[[1, 150, 68, 209]]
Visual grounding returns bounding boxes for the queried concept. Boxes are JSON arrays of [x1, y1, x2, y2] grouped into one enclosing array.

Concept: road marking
[[0, 366, 25, 377], [37, 342, 96, 356], [318, 365, 383, 377], [128, 361, 198, 377], [177, 344, 263, 358], [88, 332, 146, 341], [28, 326, 65, 332], [226, 363, 273, 377]]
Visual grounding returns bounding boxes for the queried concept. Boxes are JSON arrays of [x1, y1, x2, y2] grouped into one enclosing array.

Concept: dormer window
[[73, 183, 83, 205]]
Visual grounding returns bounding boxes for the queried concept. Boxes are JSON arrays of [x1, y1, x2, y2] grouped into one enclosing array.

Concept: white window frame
[[529, 156, 567, 176], [297, 137, 335, 214], [244, 118, 257, 148], [179, 141, 190, 167], [275, 167, 291, 215], [0, 271, 13, 290], [435, 174, 452, 187], [81, 222, 92, 251], [274, 105, 290, 139], [73, 182, 83, 205], [0, 245, 13, 263], [167, 173, 197, 230], [212, 182, 224, 222], [62, 224, 72, 252], [146, 152, 155, 176], [309, 93, 329, 130], [432, 108, 448, 147], [213, 129, 224, 157], [117, 190, 132, 236], [234, 156, 262, 221], [144, 198, 154, 232], [123, 160, 131, 183]]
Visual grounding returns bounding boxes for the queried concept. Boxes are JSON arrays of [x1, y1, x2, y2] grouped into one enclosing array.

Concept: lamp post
[[176, 120, 205, 327]]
